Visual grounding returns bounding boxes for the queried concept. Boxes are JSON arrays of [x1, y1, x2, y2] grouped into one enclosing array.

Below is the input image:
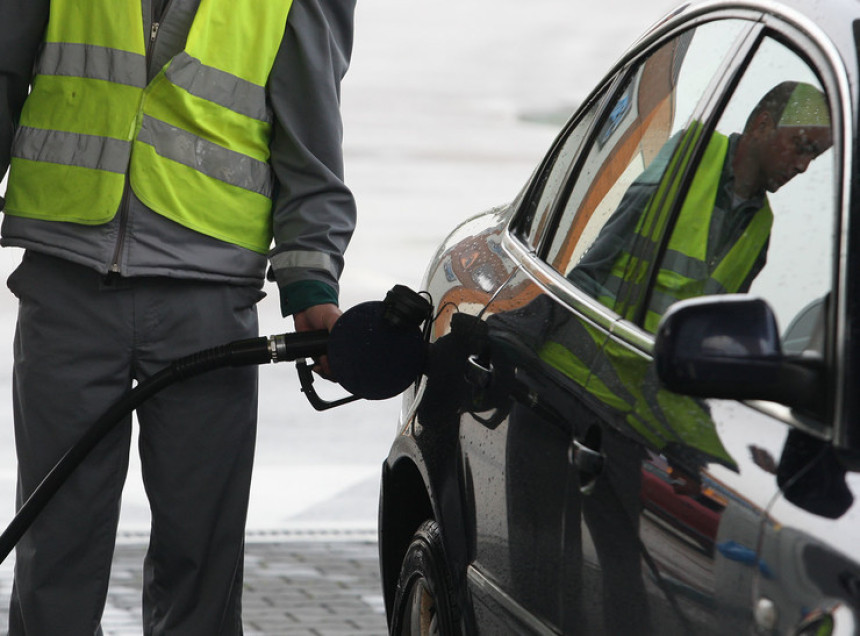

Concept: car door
[[513, 16, 759, 634], [456, 16, 754, 633], [561, 16, 842, 635]]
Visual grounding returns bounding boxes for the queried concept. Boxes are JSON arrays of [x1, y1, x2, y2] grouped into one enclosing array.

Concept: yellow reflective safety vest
[[5, 0, 293, 254], [536, 125, 783, 469], [539, 315, 737, 470], [600, 126, 773, 331]]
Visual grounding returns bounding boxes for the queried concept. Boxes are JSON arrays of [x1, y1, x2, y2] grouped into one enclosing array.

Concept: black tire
[[390, 520, 463, 635]]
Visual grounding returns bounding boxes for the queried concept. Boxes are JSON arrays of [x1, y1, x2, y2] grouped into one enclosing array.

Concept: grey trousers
[[6, 251, 264, 635]]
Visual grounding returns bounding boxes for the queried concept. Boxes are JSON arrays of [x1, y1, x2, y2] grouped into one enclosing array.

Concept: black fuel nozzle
[[317, 286, 431, 405], [266, 285, 431, 368]]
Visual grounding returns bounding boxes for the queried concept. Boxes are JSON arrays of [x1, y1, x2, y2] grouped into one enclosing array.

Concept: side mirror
[[654, 296, 825, 413]]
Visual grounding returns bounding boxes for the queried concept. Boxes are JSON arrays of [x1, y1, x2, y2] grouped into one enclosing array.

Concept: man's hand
[[293, 303, 342, 379]]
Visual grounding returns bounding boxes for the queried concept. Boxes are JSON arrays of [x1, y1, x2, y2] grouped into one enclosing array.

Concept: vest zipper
[[106, 7, 163, 280], [106, 181, 132, 281], [149, 0, 173, 67]]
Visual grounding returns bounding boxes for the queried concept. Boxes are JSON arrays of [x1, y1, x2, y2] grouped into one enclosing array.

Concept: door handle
[[569, 437, 604, 495]]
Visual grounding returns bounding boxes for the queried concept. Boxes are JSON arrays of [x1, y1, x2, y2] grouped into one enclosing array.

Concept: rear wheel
[[391, 520, 462, 635]]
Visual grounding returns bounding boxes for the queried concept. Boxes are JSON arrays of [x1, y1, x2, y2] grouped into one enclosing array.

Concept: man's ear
[[750, 110, 776, 137]]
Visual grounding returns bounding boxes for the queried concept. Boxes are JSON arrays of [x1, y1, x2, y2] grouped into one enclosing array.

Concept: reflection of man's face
[[759, 123, 832, 193]]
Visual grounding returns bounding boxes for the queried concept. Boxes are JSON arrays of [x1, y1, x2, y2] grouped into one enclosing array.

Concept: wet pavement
[[0, 531, 388, 636]]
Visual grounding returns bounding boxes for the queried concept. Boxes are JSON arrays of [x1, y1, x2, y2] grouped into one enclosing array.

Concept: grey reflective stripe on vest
[[587, 353, 637, 413], [37, 42, 147, 88], [543, 315, 641, 409], [603, 268, 645, 310], [269, 250, 337, 276], [648, 245, 731, 317], [165, 52, 270, 122], [137, 115, 273, 197], [649, 289, 680, 318], [702, 278, 728, 295], [660, 248, 708, 281], [13, 126, 130, 173]]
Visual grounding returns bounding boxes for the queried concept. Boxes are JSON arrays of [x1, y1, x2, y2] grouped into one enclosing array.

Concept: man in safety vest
[[540, 80, 833, 484], [572, 80, 833, 327], [0, 0, 356, 633]]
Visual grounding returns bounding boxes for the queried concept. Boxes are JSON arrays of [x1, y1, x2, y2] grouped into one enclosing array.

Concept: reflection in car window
[[646, 37, 834, 340], [544, 20, 748, 298]]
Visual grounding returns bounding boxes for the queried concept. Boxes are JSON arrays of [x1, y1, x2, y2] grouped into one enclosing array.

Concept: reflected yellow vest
[[601, 128, 772, 330], [5, 0, 293, 254]]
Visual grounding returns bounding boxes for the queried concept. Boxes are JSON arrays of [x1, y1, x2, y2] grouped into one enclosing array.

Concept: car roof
[[643, 0, 859, 95]]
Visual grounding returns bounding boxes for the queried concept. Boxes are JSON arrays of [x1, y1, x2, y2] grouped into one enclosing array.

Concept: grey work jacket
[[0, 0, 357, 316]]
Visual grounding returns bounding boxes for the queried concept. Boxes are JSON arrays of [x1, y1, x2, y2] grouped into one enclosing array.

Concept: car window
[[544, 19, 749, 310], [644, 36, 835, 342], [516, 96, 601, 249]]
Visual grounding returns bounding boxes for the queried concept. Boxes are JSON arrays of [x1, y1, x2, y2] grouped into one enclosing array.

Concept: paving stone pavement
[[0, 531, 389, 635]]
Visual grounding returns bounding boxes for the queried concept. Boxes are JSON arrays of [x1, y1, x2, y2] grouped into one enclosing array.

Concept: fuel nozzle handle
[[266, 285, 429, 365], [221, 284, 432, 405]]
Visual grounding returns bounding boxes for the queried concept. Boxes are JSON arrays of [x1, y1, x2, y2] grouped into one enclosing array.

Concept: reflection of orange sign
[[552, 40, 682, 273], [459, 250, 480, 271], [433, 236, 544, 339], [433, 282, 543, 340]]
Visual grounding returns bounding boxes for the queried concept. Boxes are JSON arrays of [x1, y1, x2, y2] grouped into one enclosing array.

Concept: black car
[[378, 0, 860, 634]]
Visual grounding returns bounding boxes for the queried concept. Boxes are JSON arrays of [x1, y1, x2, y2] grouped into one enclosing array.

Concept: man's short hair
[[743, 81, 830, 132]]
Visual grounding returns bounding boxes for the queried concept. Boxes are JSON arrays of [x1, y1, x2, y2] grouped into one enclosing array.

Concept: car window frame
[[844, 20, 860, 454], [739, 13, 851, 443], [506, 12, 759, 339], [503, 6, 853, 441], [608, 20, 846, 435]]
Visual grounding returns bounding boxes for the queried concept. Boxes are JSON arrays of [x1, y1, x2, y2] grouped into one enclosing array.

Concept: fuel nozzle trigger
[[296, 359, 361, 411]]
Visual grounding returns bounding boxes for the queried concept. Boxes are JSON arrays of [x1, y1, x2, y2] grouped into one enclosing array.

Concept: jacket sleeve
[[267, 0, 358, 317], [0, 0, 49, 186]]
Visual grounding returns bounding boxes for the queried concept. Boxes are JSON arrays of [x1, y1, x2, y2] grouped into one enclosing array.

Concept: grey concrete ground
[[0, 0, 677, 633], [1, 532, 386, 636]]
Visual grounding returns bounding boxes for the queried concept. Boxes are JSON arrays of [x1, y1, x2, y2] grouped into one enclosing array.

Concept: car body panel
[[379, 1, 860, 633]]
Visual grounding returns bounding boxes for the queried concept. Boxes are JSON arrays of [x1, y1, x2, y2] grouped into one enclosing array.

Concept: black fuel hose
[[0, 329, 328, 564], [0, 284, 431, 565]]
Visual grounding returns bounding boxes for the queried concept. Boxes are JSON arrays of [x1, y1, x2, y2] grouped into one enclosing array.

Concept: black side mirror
[[654, 296, 825, 413]]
